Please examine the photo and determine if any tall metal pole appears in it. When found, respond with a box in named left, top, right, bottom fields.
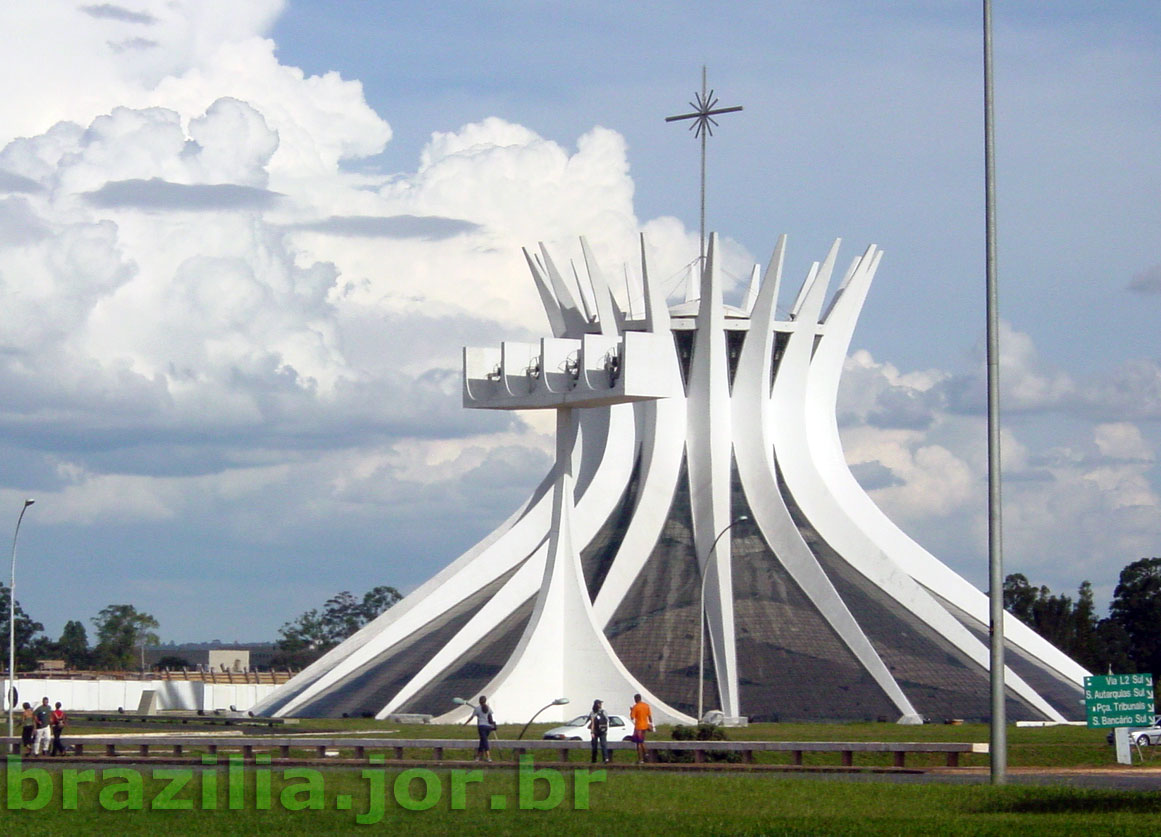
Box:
left=8, top=498, right=34, bottom=751
left=698, top=515, right=748, bottom=721
left=983, top=0, right=1006, bottom=784
left=699, top=67, right=708, bottom=265
left=665, top=68, right=743, bottom=273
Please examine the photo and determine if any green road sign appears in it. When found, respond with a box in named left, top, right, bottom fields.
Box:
left=1085, top=673, right=1155, bottom=728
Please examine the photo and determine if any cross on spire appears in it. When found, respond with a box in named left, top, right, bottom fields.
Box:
left=665, top=67, right=743, bottom=265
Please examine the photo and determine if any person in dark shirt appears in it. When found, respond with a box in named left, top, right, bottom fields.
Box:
left=20, top=702, right=34, bottom=755
left=588, top=699, right=610, bottom=764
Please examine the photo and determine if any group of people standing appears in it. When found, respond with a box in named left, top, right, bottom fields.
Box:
left=468, top=693, right=655, bottom=765
left=589, top=693, right=653, bottom=764
left=20, top=697, right=66, bottom=757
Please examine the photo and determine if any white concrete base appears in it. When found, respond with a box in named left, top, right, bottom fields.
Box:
left=700, top=710, right=749, bottom=727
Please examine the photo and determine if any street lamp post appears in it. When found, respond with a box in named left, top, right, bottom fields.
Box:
left=8, top=498, right=34, bottom=751
left=698, top=515, right=748, bottom=722
left=518, top=697, right=570, bottom=740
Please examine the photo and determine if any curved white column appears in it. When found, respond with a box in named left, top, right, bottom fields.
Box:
left=379, top=545, right=548, bottom=718
left=684, top=234, right=739, bottom=718
left=254, top=465, right=558, bottom=717
left=771, top=242, right=1062, bottom=720
left=807, top=252, right=1089, bottom=686
left=732, top=236, right=920, bottom=722
left=446, top=409, right=692, bottom=725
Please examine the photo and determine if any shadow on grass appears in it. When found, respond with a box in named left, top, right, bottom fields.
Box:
left=974, top=788, right=1161, bottom=815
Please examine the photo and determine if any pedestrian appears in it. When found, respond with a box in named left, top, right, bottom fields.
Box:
left=50, top=701, right=67, bottom=756
left=629, top=693, right=653, bottom=764
left=20, top=702, right=34, bottom=755
left=589, top=699, right=610, bottom=764
left=471, top=695, right=495, bottom=762
left=32, top=697, right=52, bottom=756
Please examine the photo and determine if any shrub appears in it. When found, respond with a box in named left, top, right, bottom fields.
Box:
left=655, top=723, right=739, bottom=763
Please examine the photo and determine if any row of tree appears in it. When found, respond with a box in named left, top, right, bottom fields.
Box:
left=273, top=586, right=402, bottom=667
left=1003, top=557, right=1161, bottom=677
left=0, top=585, right=159, bottom=671
left=0, top=581, right=400, bottom=672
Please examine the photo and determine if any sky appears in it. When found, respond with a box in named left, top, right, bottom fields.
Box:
left=0, top=1, right=1158, bottom=643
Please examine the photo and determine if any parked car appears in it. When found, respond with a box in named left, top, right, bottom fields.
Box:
left=542, top=713, right=628, bottom=740
left=1106, top=715, right=1161, bottom=746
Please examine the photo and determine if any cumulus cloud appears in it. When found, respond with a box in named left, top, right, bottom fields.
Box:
left=0, top=1, right=288, bottom=142
left=838, top=335, right=1161, bottom=600
left=848, top=460, right=903, bottom=491
left=1093, top=422, right=1154, bottom=463
left=2, top=3, right=1155, bottom=642
left=942, top=321, right=1076, bottom=415
left=839, top=349, right=946, bottom=429
left=0, top=34, right=606, bottom=635
left=0, top=197, right=50, bottom=244
left=1086, top=359, right=1161, bottom=420
left=0, top=0, right=689, bottom=606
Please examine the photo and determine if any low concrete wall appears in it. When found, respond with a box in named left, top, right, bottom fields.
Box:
left=3, top=678, right=279, bottom=712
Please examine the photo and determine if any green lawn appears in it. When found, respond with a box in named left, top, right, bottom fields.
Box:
left=61, top=717, right=1138, bottom=769
left=3, top=763, right=1161, bottom=835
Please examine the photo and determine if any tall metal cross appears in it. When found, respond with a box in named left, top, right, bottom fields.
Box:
left=665, top=67, right=743, bottom=264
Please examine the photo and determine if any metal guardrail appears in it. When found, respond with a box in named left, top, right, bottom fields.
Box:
left=4, top=737, right=988, bottom=768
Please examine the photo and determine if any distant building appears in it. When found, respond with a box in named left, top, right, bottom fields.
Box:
left=145, top=642, right=277, bottom=672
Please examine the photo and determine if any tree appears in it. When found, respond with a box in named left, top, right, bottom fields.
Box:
left=275, top=585, right=402, bottom=667
left=1002, top=573, right=1115, bottom=671
left=58, top=620, right=91, bottom=670
left=1003, top=574, right=1038, bottom=624
left=274, top=607, right=327, bottom=667
left=92, top=604, right=160, bottom=670
left=0, top=584, right=45, bottom=671
left=361, top=586, right=403, bottom=619
left=1070, top=582, right=1101, bottom=672
left=1108, top=558, right=1161, bottom=677
left=1002, top=573, right=1076, bottom=650
left=1092, top=618, right=1135, bottom=675
left=155, top=655, right=193, bottom=670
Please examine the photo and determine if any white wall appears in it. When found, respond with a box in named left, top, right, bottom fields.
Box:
left=3, top=679, right=279, bottom=712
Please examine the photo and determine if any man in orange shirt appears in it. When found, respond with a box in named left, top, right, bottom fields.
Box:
left=629, top=693, right=653, bottom=764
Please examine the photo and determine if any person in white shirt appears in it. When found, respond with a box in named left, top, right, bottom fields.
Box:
left=472, top=696, right=495, bottom=762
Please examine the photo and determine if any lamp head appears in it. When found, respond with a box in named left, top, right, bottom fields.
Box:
left=23, top=499, right=34, bottom=508
left=452, top=697, right=468, bottom=706
left=552, top=697, right=570, bottom=705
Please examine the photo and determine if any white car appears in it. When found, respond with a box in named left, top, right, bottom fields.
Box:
left=542, top=713, right=629, bottom=740
left=1106, top=714, right=1161, bottom=746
